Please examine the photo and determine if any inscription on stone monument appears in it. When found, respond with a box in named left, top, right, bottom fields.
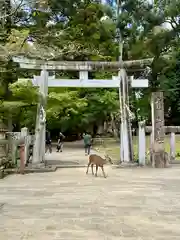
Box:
left=152, top=92, right=165, bottom=144
left=155, top=97, right=162, bottom=110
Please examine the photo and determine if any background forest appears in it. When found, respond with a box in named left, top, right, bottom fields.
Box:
left=0, top=0, right=180, bottom=139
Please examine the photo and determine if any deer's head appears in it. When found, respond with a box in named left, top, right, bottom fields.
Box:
left=104, top=154, right=113, bottom=164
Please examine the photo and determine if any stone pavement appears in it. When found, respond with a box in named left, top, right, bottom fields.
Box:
left=44, top=147, right=88, bottom=166
left=1, top=162, right=180, bottom=240
left=44, top=144, right=102, bottom=166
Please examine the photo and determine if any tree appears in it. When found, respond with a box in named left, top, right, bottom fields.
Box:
left=1, top=0, right=180, bottom=137
left=114, top=0, right=180, bottom=126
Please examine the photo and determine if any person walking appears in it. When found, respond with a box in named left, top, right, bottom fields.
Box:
left=83, top=132, right=92, bottom=155
left=45, top=130, right=52, bottom=153
left=56, top=132, right=65, bottom=152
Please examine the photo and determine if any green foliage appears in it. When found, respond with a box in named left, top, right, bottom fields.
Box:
left=1, top=0, right=180, bottom=133
left=46, top=88, right=119, bottom=132
left=9, top=80, right=39, bottom=104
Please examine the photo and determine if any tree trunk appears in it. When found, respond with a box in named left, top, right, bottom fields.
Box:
left=110, top=113, right=118, bottom=138
left=97, top=124, right=104, bottom=135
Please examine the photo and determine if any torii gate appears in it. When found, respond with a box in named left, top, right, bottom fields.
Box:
left=13, top=57, right=151, bottom=165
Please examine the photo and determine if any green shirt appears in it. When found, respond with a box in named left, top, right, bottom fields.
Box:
left=83, top=134, right=91, bottom=145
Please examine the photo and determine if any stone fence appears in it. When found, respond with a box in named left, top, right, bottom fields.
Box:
left=138, top=125, right=180, bottom=166
left=0, top=128, right=34, bottom=170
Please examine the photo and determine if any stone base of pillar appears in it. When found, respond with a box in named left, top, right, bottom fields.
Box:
left=152, top=150, right=169, bottom=168
left=0, top=166, right=4, bottom=179
left=118, top=161, right=139, bottom=168
left=0, top=156, right=8, bottom=167
left=29, top=162, right=45, bottom=169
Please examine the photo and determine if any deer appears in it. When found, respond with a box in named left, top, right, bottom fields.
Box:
left=86, top=152, right=113, bottom=178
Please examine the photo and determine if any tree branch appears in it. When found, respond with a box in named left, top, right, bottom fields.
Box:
left=0, top=0, right=24, bottom=20
left=0, top=45, right=10, bottom=60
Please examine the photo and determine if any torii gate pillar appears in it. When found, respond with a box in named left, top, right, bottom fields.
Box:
left=32, top=69, right=48, bottom=165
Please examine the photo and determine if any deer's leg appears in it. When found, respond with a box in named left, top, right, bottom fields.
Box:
left=91, top=164, right=94, bottom=175
left=101, top=166, right=106, bottom=178
left=95, top=165, right=98, bottom=177
left=86, top=162, right=91, bottom=174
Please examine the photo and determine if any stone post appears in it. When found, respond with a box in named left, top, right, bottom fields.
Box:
left=151, top=92, right=166, bottom=168
left=7, top=132, right=19, bottom=166
left=170, top=132, right=176, bottom=162
left=21, top=127, right=29, bottom=165
left=150, top=132, right=154, bottom=166
left=11, top=140, right=17, bottom=165
left=120, top=122, right=124, bottom=163
left=19, top=144, right=25, bottom=174
left=138, top=121, right=146, bottom=166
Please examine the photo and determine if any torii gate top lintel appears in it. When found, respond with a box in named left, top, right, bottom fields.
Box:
left=13, top=57, right=153, bottom=72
